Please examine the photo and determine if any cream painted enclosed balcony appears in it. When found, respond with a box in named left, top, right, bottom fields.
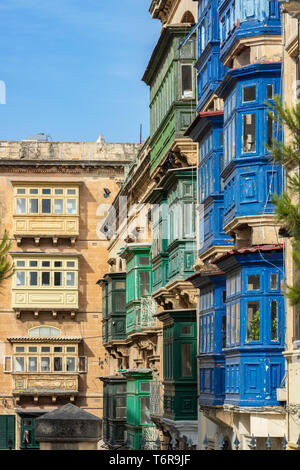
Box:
left=11, top=253, right=80, bottom=318
left=5, top=330, right=86, bottom=402
left=12, top=182, right=80, bottom=245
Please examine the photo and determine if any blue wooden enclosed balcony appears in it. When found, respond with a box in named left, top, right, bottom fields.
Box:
left=195, top=0, right=227, bottom=111
left=213, top=245, right=285, bottom=407
left=218, top=0, right=281, bottom=64
left=215, top=62, right=283, bottom=229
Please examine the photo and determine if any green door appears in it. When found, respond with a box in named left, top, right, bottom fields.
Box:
left=0, top=415, right=15, bottom=449
left=20, top=416, right=40, bottom=450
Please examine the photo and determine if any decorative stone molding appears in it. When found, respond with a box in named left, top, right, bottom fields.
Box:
left=153, top=280, right=198, bottom=310
left=161, top=418, right=198, bottom=446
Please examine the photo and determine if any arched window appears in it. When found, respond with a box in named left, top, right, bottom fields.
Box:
left=181, top=11, right=195, bottom=24
left=28, top=326, right=60, bottom=337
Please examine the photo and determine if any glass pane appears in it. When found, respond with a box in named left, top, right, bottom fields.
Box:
left=140, top=396, right=151, bottom=424
left=42, top=189, right=51, bottom=195
left=29, top=199, right=38, bottom=214
left=15, top=357, right=25, bottom=372
left=267, top=84, right=274, bottom=99
left=54, top=199, right=64, bottom=214
left=67, top=199, right=76, bottom=214
left=17, top=260, right=25, bottom=267
left=41, top=357, right=50, bottom=372
left=55, top=189, right=63, bottom=195
left=66, top=272, right=75, bottom=286
left=247, top=302, right=260, bottom=341
left=243, top=114, right=256, bottom=153
left=67, top=189, right=76, bottom=195
left=66, top=347, right=75, bottom=353
left=28, top=357, right=37, bottom=372
left=42, top=261, right=50, bottom=267
left=29, top=272, right=38, bottom=286
left=181, top=343, right=192, bottom=376
left=16, top=347, right=24, bottom=353
left=28, top=347, right=37, bottom=353
left=267, top=114, right=273, bottom=146
left=30, top=188, right=38, bottom=195
left=139, top=271, right=150, bottom=296
left=17, top=188, right=26, bottom=195
left=53, top=357, right=62, bottom=371
left=54, top=261, right=62, bottom=267
left=139, top=257, right=150, bottom=266
left=271, top=300, right=278, bottom=341
left=243, top=86, right=256, bottom=102
left=54, top=272, right=62, bottom=286
left=30, top=261, right=38, bottom=267
left=54, top=347, right=62, bottom=353
left=66, top=357, right=76, bottom=372
left=182, top=65, right=193, bottom=97
left=41, top=347, right=50, bottom=353
left=42, top=272, right=50, bottom=286
left=140, top=382, right=150, bottom=392
left=67, top=261, right=75, bottom=268
left=271, top=273, right=278, bottom=290
left=16, top=198, right=26, bottom=214
left=247, top=275, right=260, bottom=291
left=42, top=199, right=51, bottom=214
left=16, top=271, right=25, bottom=286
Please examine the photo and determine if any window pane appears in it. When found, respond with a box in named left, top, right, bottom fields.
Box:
left=42, top=199, right=51, bottom=214
left=54, top=199, right=64, bottom=214
left=247, top=302, right=260, bottom=341
left=16, top=271, right=25, bottom=286
left=243, top=86, right=256, bottom=102
left=140, top=382, right=150, bottom=392
left=271, top=273, right=278, bottom=290
left=41, top=272, right=50, bottom=286
left=139, top=271, right=150, bottom=296
left=16, top=347, right=24, bottom=353
left=42, top=189, right=51, bottom=195
left=67, top=261, right=75, bottom=268
left=267, top=114, right=273, bottom=147
left=28, top=347, right=37, bottom=353
left=271, top=300, right=278, bottom=341
left=181, top=343, right=192, bottom=376
left=17, top=188, right=26, bottom=195
left=53, top=357, right=62, bottom=371
left=16, top=198, right=26, bottom=214
left=28, top=357, right=37, bottom=372
left=247, top=275, right=260, bottom=291
left=267, top=84, right=274, bottom=99
left=243, top=114, right=256, bottom=153
left=41, top=357, right=50, bottom=372
left=30, top=261, right=38, bottom=267
left=67, top=189, right=76, bottom=195
left=140, top=396, right=151, bottom=424
left=54, top=261, right=62, bottom=267
left=30, top=188, right=38, bottom=195
left=15, top=357, right=25, bottom=372
left=139, top=257, right=150, bottom=266
left=66, top=347, right=75, bottom=353
left=29, top=199, right=38, bottom=214
left=182, top=65, right=193, bottom=98
left=42, top=261, right=50, bottom=267
left=54, top=272, right=62, bottom=286
left=41, top=347, right=50, bottom=353
left=29, top=272, right=38, bottom=286
left=66, top=272, right=75, bottom=286
left=54, top=347, right=62, bottom=353
left=66, top=357, right=76, bottom=372
left=55, top=189, right=63, bottom=195
left=67, top=199, right=76, bottom=214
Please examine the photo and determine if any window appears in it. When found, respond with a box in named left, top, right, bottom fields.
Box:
left=139, top=257, right=150, bottom=266
left=66, top=357, right=76, bottom=372
left=181, top=65, right=193, bottom=98
left=29, top=272, right=38, bottom=286
left=41, top=357, right=50, bottom=372
left=28, top=357, right=38, bottom=372
left=242, top=114, right=256, bottom=153
left=267, top=114, right=273, bottom=147
left=267, top=84, right=274, bottom=99
left=15, top=357, right=25, bottom=372
left=16, top=272, right=25, bottom=287
left=116, top=396, right=126, bottom=419
left=243, top=86, right=256, bottom=102
left=181, top=343, right=192, bottom=376
left=247, top=302, right=260, bottom=341
left=247, top=275, right=260, bottom=291
left=271, top=273, right=278, bottom=290
left=140, top=397, right=151, bottom=425
left=29, top=326, right=60, bottom=337
left=53, top=357, right=62, bottom=371
left=271, top=300, right=278, bottom=341
left=139, top=271, right=150, bottom=297
left=13, top=185, right=79, bottom=216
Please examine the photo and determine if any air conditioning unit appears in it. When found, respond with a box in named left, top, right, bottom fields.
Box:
left=277, top=387, right=287, bottom=402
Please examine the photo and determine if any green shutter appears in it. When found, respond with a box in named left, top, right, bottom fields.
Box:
left=0, top=415, right=15, bottom=449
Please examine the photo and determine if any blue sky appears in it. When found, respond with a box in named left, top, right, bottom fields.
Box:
left=0, top=0, right=161, bottom=142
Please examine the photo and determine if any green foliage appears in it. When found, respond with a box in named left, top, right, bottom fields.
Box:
left=267, top=96, right=300, bottom=311
left=0, top=231, right=14, bottom=284
left=248, top=309, right=260, bottom=341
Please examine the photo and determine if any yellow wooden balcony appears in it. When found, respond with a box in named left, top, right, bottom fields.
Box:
left=12, top=181, right=80, bottom=245
left=11, top=253, right=80, bottom=318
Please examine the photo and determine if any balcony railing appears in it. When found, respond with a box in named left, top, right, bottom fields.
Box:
left=149, top=378, right=164, bottom=416
left=135, top=296, right=156, bottom=330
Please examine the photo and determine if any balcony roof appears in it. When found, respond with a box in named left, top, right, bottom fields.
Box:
left=8, top=336, right=83, bottom=343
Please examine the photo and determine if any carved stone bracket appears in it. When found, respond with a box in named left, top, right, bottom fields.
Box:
left=153, top=281, right=198, bottom=310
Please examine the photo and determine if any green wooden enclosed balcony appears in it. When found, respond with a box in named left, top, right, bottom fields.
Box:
left=99, top=272, right=126, bottom=345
